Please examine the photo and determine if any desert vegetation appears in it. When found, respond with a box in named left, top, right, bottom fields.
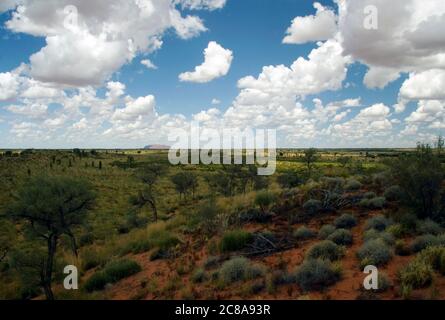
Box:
left=1, top=139, right=445, bottom=300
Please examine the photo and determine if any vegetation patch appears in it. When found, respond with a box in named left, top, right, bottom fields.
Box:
left=294, top=259, right=342, bottom=292
left=306, top=241, right=344, bottom=261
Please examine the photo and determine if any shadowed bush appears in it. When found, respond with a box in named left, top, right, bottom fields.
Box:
left=327, top=229, right=353, bottom=246
left=218, top=257, right=265, bottom=286
left=220, top=230, right=252, bottom=253
left=294, top=259, right=341, bottom=292
left=357, top=239, right=393, bottom=267
left=410, top=234, right=439, bottom=253
left=84, top=259, right=142, bottom=292
left=303, top=199, right=323, bottom=216
left=365, top=215, right=392, bottom=232
left=417, top=219, right=443, bottom=236
left=318, top=225, right=336, bottom=240
left=344, top=179, right=362, bottom=191
left=363, top=229, right=395, bottom=246
left=384, top=185, right=403, bottom=201
left=334, top=214, right=357, bottom=229
left=293, top=226, right=316, bottom=241
left=306, top=240, right=344, bottom=261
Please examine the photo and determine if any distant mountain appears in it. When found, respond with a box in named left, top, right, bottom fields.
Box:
left=144, top=144, right=170, bottom=150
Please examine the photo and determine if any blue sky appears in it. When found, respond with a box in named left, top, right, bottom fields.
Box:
left=0, top=0, right=444, bottom=148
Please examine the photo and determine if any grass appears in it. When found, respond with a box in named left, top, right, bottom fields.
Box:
left=306, top=241, right=344, bottom=261
left=294, top=259, right=342, bottom=292
left=219, top=230, right=253, bottom=253
left=84, top=259, right=142, bottom=292
left=218, top=257, right=265, bottom=287
left=357, top=239, right=393, bottom=267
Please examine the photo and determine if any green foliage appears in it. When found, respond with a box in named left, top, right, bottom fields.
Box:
left=399, top=260, right=433, bottom=293
left=360, top=197, right=386, bottom=209
left=84, top=259, right=142, bottom=292
left=171, top=171, right=199, bottom=199
left=193, top=199, right=220, bottom=235
left=344, top=179, right=362, bottom=191
left=363, top=229, right=395, bottom=245
left=218, top=257, right=265, bottom=286
left=395, top=240, right=411, bottom=256
left=364, top=215, right=392, bottom=231
left=293, top=226, right=316, bottom=240
left=191, top=268, right=207, bottom=283
left=327, top=229, right=353, bottom=246
left=254, top=190, right=276, bottom=213
left=410, top=234, right=440, bottom=253
left=334, top=214, right=357, bottom=229
left=303, top=199, right=322, bottom=216
left=277, top=171, right=302, bottom=189
left=390, top=144, right=444, bottom=219
left=357, top=239, right=393, bottom=267
left=306, top=240, right=344, bottom=261
left=384, top=185, right=403, bottom=201
left=220, top=230, right=252, bottom=253
left=417, top=219, right=443, bottom=236
left=294, top=259, right=341, bottom=292
left=318, top=224, right=336, bottom=240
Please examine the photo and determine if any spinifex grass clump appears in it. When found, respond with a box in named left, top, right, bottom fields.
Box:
left=218, top=257, right=265, bottom=286
left=306, top=241, right=344, bottom=261
left=219, top=230, right=252, bottom=253
left=84, top=259, right=142, bottom=292
left=357, top=239, right=393, bottom=267
left=294, top=259, right=342, bottom=292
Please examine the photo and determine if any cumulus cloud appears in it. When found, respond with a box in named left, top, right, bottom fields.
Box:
left=283, top=2, right=337, bottom=44
left=177, top=0, right=226, bottom=11
left=141, top=59, right=157, bottom=70
left=3, top=0, right=218, bottom=87
left=0, top=72, right=20, bottom=100
left=179, top=41, right=233, bottom=83
left=400, top=69, right=445, bottom=100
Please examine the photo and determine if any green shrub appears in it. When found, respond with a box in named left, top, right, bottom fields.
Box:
left=84, top=259, right=142, bottom=292
left=334, top=214, right=357, bottom=229
left=81, top=248, right=107, bottom=271
left=399, top=260, right=434, bottom=292
left=384, top=185, right=403, bottom=201
left=306, top=240, right=344, bottom=261
left=303, top=199, right=323, bottom=216
left=218, top=257, right=265, bottom=286
left=417, top=246, right=445, bottom=274
left=294, top=259, right=341, bottom=292
left=345, top=179, right=362, bottom=191
left=254, top=191, right=276, bottom=213
left=327, top=229, right=353, bottom=246
left=191, top=268, right=207, bottom=283
left=318, top=224, right=336, bottom=240
left=365, top=215, right=391, bottom=231
left=357, top=239, right=393, bottom=267
left=363, top=229, right=395, bottom=245
left=376, top=273, right=392, bottom=292
left=395, top=240, right=411, bottom=256
left=364, top=192, right=377, bottom=199
left=368, top=197, right=386, bottom=209
left=387, top=224, right=406, bottom=239
left=293, top=226, right=316, bottom=240
left=220, top=230, right=252, bottom=253
left=410, top=234, right=439, bottom=253
left=417, top=219, right=443, bottom=236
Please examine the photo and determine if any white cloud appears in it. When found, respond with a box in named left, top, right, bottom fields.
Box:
left=283, top=2, right=337, bottom=44
left=179, top=41, right=233, bottom=83
left=0, top=72, right=20, bottom=100
left=4, top=0, right=219, bottom=87
left=211, top=98, right=221, bottom=105
left=177, top=0, right=226, bottom=11
left=141, top=59, right=157, bottom=70
left=364, top=66, right=401, bottom=89
left=400, top=69, right=445, bottom=100
left=6, top=103, right=48, bottom=118
left=111, top=95, right=156, bottom=122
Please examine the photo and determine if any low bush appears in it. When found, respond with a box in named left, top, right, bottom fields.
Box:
left=203, top=256, right=220, bottom=270
left=220, top=230, right=253, bottom=253
left=344, top=179, right=362, bottom=191
left=191, top=268, right=207, bottom=283
left=293, top=227, right=316, bottom=240
left=398, top=259, right=434, bottom=292
left=327, top=229, right=353, bottom=246
left=364, top=215, right=392, bottom=232
left=218, top=257, right=265, bottom=286
left=84, top=259, right=142, bottom=292
left=364, top=192, right=377, bottom=199
left=417, top=246, right=445, bottom=274
left=334, top=214, right=357, bottom=229
left=387, top=224, right=407, bottom=239
left=357, top=239, right=393, bottom=267
left=410, top=234, right=439, bottom=253
left=318, top=224, right=336, bottom=240
left=384, top=185, right=403, bottom=201
left=255, top=191, right=276, bottom=213
left=368, top=197, right=386, bottom=209
left=395, top=240, right=411, bottom=256
left=306, top=240, right=344, bottom=261
left=294, top=259, right=341, bottom=292
left=303, top=199, right=323, bottom=216
left=417, top=219, right=443, bottom=236
left=363, top=229, right=395, bottom=246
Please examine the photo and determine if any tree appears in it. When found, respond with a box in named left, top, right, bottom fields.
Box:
left=6, top=176, right=95, bottom=300
left=0, top=220, right=16, bottom=263
left=303, top=148, right=318, bottom=174
left=436, top=136, right=444, bottom=157
left=171, top=171, right=198, bottom=200
left=390, top=144, right=444, bottom=220
left=132, top=164, right=166, bottom=222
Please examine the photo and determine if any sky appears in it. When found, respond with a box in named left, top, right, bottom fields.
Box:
left=0, top=0, right=444, bottom=149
